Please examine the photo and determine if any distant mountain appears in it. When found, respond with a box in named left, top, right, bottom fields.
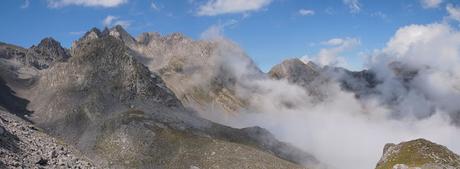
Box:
left=376, top=139, right=460, bottom=169
left=268, top=58, right=377, bottom=101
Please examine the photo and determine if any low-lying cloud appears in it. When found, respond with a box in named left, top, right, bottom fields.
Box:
left=195, top=22, right=460, bottom=169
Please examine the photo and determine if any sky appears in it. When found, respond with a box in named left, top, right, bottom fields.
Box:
left=0, top=0, right=459, bottom=71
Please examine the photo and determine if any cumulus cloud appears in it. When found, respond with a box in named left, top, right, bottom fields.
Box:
left=197, top=0, right=272, bottom=16
left=447, top=4, right=460, bottom=22
left=47, top=0, right=127, bottom=8
left=299, top=9, right=315, bottom=16
left=420, top=0, right=443, bottom=8
left=102, top=15, right=131, bottom=28
left=343, top=0, right=361, bottom=13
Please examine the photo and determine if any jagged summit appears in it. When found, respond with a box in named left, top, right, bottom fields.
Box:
left=269, top=58, right=322, bottom=86
left=106, top=25, right=136, bottom=45
left=0, top=37, right=69, bottom=70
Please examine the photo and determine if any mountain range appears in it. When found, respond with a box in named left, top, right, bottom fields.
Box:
left=0, top=25, right=459, bottom=169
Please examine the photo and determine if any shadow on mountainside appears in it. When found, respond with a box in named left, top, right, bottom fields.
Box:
left=0, top=77, right=32, bottom=121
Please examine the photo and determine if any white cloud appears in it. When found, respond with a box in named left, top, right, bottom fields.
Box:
left=371, top=11, right=387, bottom=20
left=420, top=0, right=443, bottom=8
left=201, top=19, right=239, bottom=39
left=383, top=24, right=449, bottom=56
left=197, top=0, right=272, bottom=16
left=47, top=0, right=127, bottom=8
left=298, top=9, right=315, bottom=16
left=343, top=0, right=361, bottom=13
left=303, top=37, right=360, bottom=68
left=447, top=4, right=460, bottom=22
left=151, top=1, right=160, bottom=11
left=69, top=31, right=85, bottom=35
left=102, top=15, right=131, bottom=28
left=21, top=0, right=30, bottom=9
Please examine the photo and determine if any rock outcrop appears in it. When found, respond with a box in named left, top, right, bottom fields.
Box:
left=376, top=139, right=460, bottom=169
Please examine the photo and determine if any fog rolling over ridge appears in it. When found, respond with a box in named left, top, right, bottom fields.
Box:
left=127, top=22, right=460, bottom=169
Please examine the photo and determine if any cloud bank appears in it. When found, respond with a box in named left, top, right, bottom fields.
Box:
left=191, top=21, right=460, bottom=169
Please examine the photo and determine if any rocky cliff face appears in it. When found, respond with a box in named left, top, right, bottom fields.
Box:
left=376, top=139, right=460, bottom=169
left=126, top=30, right=261, bottom=117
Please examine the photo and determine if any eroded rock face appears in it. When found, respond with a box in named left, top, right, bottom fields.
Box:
left=128, top=31, right=261, bottom=116
left=376, top=139, right=460, bottom=169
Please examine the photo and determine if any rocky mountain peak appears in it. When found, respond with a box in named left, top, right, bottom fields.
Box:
left=73, top=26, right=136, bottom=49
left=7, top=37, right=71, bottom=70
left=36, top=37, right=60, bottom=48
left=82, top=27, right=103, bottom=40
left=107, top=25, right=136, bottom=45
left=268, top=58, right=321, bottom=85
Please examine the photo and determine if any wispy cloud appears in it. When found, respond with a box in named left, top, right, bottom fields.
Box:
left=447, top=4, right=460, bottom=22
left=197, top=0, right=272, bottom=16
left=420, top=0, right=443, bottom=9
left=201, top=19, right=239, bottom=39
left=371, top=11, right=387, bottom=20
left=303, top=37, right=360, bottom=68
left=69, top=31, right=85, bottom=35
left=343, top=0, right=361, bottom=13
left=102, top=15, right=131, bottom=28
left=20, top=0, right=30, bottom=9
left=298, top=9, right=315, bottom=16
left=47, top=0, right=128, bottom=8
left=151, top=1, right=160, bottom=11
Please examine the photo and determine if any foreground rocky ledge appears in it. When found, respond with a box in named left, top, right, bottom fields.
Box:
left=0, top=108, right=95, bottom=168
left=376, top=139, right=460, bottom=169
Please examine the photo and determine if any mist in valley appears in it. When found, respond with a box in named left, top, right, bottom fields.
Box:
left=172, top=22, right=460, bottom=169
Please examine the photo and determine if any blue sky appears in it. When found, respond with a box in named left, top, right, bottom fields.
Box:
left=1, top=0, right=458, bottom=71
